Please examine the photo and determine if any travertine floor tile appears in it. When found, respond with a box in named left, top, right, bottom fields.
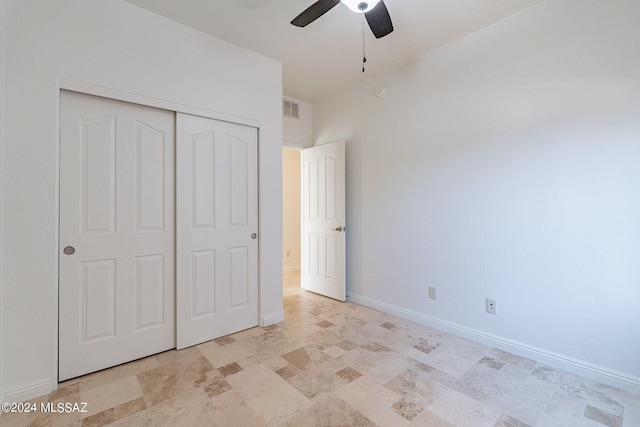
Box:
left=405, top=339, right=485, bottom=379
left=241, top=329, right=307, bottom=361
left=136, top=353, right=219, bottom=407
left=493, top=413, right=531, bottom=427
left=197, top=340, right=253, bottom=369
left=108, top=408, right=156, bottom=427
left=341, top=345, right=413, bottom=384
left=80, top=375, right=143, bottom=417
left=212, top=401, right=266, bottom=427
left=335, top=376, right=403, bottom=420
left=281, top=318, right=325, bottom=338
left=372, top=407, right=411, bottom=427
left=385, top=369, right=448, bottom=407
left=287, top=362, right=350, bottom=401
left=624, top=392, right=640, bottom=427
left=114, top=396, right=147, bottom=420
left=391, top=397, right=425, bottom=421
left=280, top=395, right=376, bottom=427
left=281, top=345, right=331, bottom=371
left=226, top=364, right=311, bottom=425
left=147, top=388, right=216, bottom=427
left=323, top=344, right=347, bottom=358
left=82, top=408, right=116, bottom=426
left=5, top=271, right=639, bottom=427
left=536, top=392, right=604, bottom=427
left=77, top=355, right=158, bottom=393
left=407, top=409, right=456, bottom=427
left=427, top=389, right=503, bottom=427
left=486, top=348, right=536, bottom=374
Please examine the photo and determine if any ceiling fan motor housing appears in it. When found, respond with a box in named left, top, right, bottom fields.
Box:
left=340, top=0, right=382, bottom=13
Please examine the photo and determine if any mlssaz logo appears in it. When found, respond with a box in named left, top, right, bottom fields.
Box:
left=40, top=402, right=88, bottom=413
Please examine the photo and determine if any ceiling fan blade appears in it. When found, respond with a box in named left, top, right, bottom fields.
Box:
left=291, top=0, right=341, bottom=27
left=365, top=0, right=393, bottom=38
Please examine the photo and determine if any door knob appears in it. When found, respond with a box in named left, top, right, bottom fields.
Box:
left=63, top=246, right=75, bottom=255
left=331, top=226, right=344, bottom=232
left=251, top=233, right=257, bottom=239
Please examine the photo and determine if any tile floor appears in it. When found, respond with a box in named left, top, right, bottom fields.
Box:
left=1, top=271, right=639, bottom=426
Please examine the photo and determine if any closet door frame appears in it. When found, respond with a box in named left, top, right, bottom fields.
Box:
left=55, top=80, right=263, bottom=386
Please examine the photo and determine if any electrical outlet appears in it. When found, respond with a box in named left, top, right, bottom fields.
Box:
left=429, top=286, right=437, bottom=300
left=486, top=298, right=496, bottom=314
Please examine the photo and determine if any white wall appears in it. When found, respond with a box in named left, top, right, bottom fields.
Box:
left=314, top=0, right=640, bottom=391
left=283, top=149, right=301, bottom=272
left=1, top=0, right=282, bottom=401
left=283, top=96, right=313, bottom=148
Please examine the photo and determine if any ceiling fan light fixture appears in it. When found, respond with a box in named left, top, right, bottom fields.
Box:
left=340, top=0, right=381, bottom=13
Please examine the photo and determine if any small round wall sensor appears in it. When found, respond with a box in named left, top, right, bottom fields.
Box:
left=375, top=87, right=387, bottom=98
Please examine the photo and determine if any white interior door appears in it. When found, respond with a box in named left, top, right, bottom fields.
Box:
left=59, top=91, right=175, bottom=381
left=302, top=141, right=346, bottom=301
left=176, top=113, right=259, bottom=349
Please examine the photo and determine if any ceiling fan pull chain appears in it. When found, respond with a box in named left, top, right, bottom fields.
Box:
left=362, top=15, right=367, bottom=72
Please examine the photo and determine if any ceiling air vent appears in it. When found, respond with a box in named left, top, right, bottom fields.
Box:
left=283, top=99, right=300, bottom=119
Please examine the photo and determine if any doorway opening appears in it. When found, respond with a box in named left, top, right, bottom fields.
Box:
left=282, top=147, right=302, bottom=291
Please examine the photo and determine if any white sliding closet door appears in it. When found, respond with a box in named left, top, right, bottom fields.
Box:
left=59, top=91, right=175, bottom=381
left=176, top=113, right=259, bottom=349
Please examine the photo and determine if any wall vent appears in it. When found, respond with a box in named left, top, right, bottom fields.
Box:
left=283, top=99, right=300, bottom=119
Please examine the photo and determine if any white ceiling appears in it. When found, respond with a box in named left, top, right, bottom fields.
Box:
left=123, top=0, right=544, bottom=102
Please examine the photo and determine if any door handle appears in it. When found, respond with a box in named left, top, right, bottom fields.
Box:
left=331, top=226, right=344, bottom=232
left=63, top=246, right=75, bottom=255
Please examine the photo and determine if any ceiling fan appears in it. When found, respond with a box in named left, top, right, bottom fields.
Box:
left=291, top=0, right=394, bottom=39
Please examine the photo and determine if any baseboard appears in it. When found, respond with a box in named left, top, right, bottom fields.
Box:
left=262, top=311, right=285, bottom=327
left=347, top=292, right=640, bottom=394
left=3, top=377, right=52, bottom=403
